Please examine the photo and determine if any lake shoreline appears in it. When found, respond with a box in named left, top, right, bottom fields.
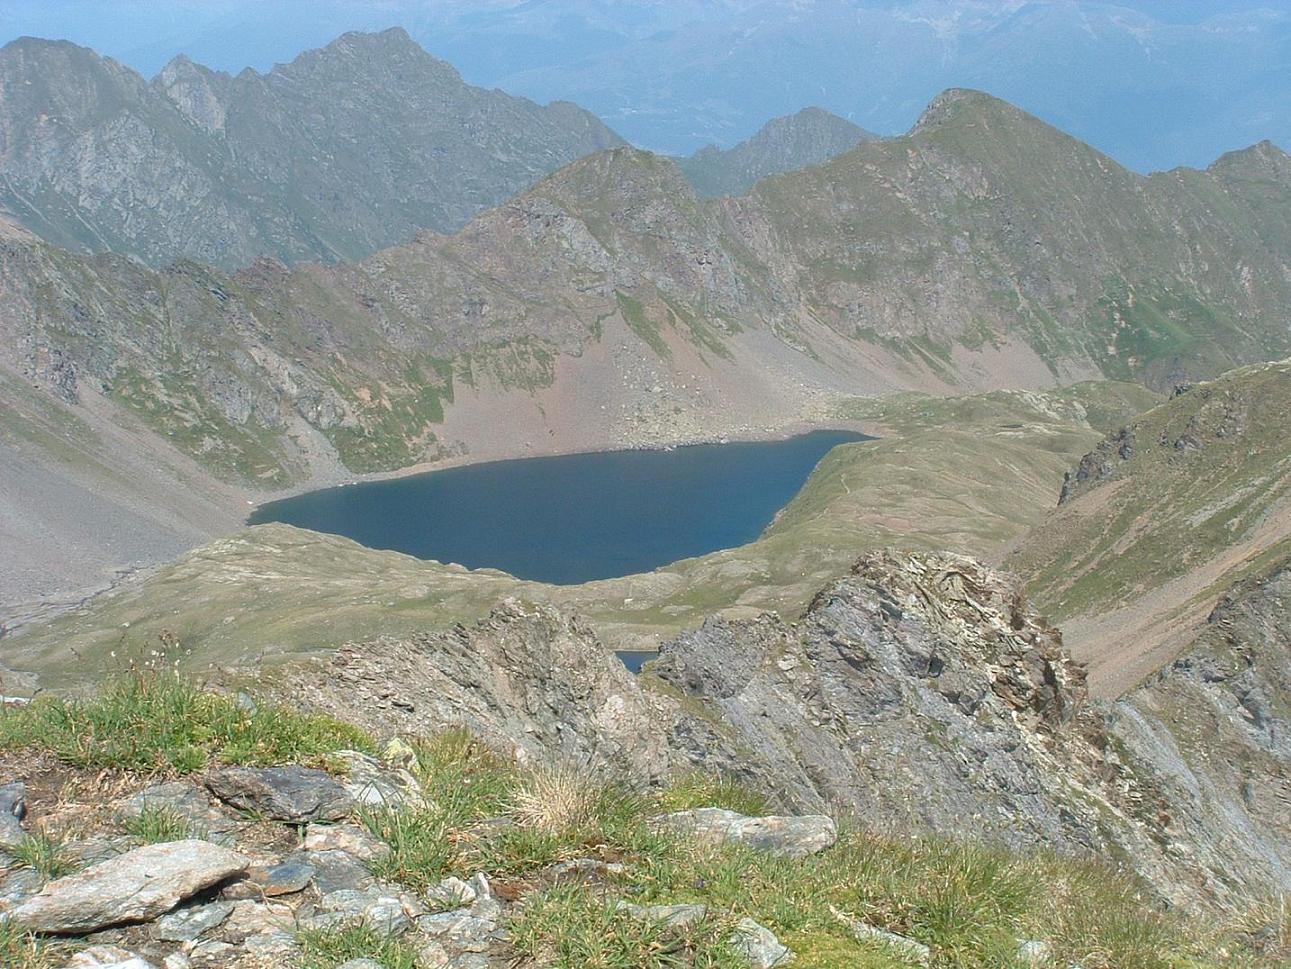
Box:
left=248, top=429, right=874, bottom=585
left=246, top=415, right=881, bottom=512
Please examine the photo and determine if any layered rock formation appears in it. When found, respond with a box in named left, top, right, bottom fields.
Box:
left=274, top=550, right=1291, bottom=910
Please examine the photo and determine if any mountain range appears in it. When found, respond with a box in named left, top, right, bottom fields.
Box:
left=10, top=1, right=1290, bottom=172
left=2, top=60, right=1290, bottom=621
left=0, top=29, right=623, bottom=269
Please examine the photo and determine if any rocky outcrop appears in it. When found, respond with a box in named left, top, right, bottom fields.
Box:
left=652, top=809, right=836, bottom=859
left=10, top=840, right=248, bottom=933
left=1109, top=559, right=1291, bottom=902
left=276, top=548, right=1291, bottom=910
left=205, top=766, right=353, bottom=823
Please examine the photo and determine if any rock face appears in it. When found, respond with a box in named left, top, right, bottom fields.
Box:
left=285, top=600, right=675, bottom=780
left=1108, top=560, right=1291, bottom=902
left=280, top=548, right=1291, bottom=909
left=0, top=30, right=623, bottom=268
left=10, top=840, right=248, bottom=933
left=205, top=766, right=353, bottom=823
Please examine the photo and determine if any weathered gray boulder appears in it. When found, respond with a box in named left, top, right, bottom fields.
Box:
left=205, top=765, right=352, bottom=823
left=653, top=808, right=836, bottom=859
left=10, top=839, right=248, bottom=933
left=154, top=900, right=235, bottom=942
left=729, top=918, right=793, bottom=968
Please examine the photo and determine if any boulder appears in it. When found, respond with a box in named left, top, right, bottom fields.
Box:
left=205, top=765, right=352, bottom=823
left=653, top=808, right=836, bottom=859
left=729, top=918, right=793, bottom=968
left=10, top=839, right=248, bottom=933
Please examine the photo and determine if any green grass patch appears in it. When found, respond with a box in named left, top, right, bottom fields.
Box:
left=122, top=803, right=201, bottom=844
left=296, top=923, right=421, bottom=969
left=0, top=671, right=372, bottom=774
left=508, top=884, right=744, bottom=968
left=657, top=773, right=769, bottom=816
left=0, top=920, right=69, bottom=969
left=11, top=826, right=77, bottom=880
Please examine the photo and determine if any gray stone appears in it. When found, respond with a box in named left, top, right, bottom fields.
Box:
left=303, top=822, right=390, bottom=862
left=653, top=808, right=836, bottom=859
left=829, top=905, right=930, bottom=966
left=61, top=945, right=157, bottom=968
left=415, top=910, right=504, bottom=952
left=617, top=901, right=708, bottom=930
left=220, top=899, right=296, bottom=942
left=548, top=857, right=626, bottom=881
left=336, top=961, right=385, bottom=969
left=287, top=848, right=375, bottom=894
left=206, top=765, right=353, bottom=823
left=332, top=749, right=426, bottom=810
left=425, top=875, right=476, bottom=910
left=10, top=839, right=248, bottom=934
left=161, top=955, right=191, bottom=969
left=0, top=781, right=25, bottom=849
left=154, top=900, right=235, bottom=942
left=250, top=859, right=315, bottom=896
left=729, top=918, right=793, bottom=968
left=299, top=888, right=414, bottom=936
left=0, top=866, right=43, bottom=906
left=0, top=781, right=26, bottom=819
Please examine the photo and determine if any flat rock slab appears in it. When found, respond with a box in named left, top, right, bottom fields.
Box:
left=653, top=808, right=836, bottom=859
left=205, top=766, right=352, bottom=823
left=11, top=839, right=248, bottom=934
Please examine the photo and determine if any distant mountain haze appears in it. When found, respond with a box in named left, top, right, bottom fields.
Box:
left=676, top=108, right=879, bottom=198
left=0, top=29, right=624, bottom=268
left=2, top=1, right=1289, bottom=171
left=0, top=31, right=889, bottom=269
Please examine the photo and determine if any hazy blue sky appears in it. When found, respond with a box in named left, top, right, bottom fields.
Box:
left=3, top=1, right=1288, bottom=169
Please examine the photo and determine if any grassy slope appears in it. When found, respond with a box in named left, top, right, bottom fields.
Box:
left=0, top=674, right=1281, bottom=969
left=4, top=382, right=1158, bottom=687
left=1010, top=361, right=1291, bottom=695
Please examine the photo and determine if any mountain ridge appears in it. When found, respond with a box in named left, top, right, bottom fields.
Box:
left=0, top=31, right=625, bottom=268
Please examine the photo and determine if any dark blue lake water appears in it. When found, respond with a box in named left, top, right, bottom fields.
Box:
left=248, top=430, right=869, bottom=584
